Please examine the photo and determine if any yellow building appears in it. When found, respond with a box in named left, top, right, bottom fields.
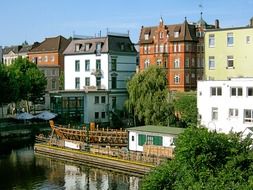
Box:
left=204, top=18, right=253, bottom=80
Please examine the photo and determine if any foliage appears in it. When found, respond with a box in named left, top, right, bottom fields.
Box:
left=173, top=92, right=197, bottom=127
left=126, top=65, right=175, bottom=126
left=142, top=127, right=253, bottom=190
left=0, top=64, right=14, bottom=104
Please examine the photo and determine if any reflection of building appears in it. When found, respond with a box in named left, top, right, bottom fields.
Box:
left=139, top=15, right=217, bottom=91
left=128, top=125, right=184, bottom=152
left=198, top=78, right=253, bottom=134
left=51, top=33, right=137, bottom=124
left=204, top=18, right=253, bottom=80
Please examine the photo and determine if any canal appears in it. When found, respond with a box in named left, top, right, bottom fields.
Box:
left=0, top=139, right=142, bottom=189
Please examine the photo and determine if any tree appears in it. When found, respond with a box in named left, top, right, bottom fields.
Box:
left=173, top=92, right=197, bottom=127
left=141, top=127, right=253, bottom=190
left=126, top=65, right=175, bottom=126
left=8, top=57, right=47, bottom=112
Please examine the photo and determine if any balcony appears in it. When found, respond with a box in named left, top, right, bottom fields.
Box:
left=91, top=69, right=103, bottom=77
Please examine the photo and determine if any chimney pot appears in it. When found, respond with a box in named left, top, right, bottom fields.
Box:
left=215, top=19, right=220, bottom=29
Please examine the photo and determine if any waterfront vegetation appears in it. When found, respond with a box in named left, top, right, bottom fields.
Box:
left=141, top=127, right=253, bottom=189
left=0, top=57, right=47, bottom=113
left=126, top=65, right=197, bottom=128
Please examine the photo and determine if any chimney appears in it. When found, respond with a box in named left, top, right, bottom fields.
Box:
left=215, top=19, right=219, bottom=29
left=250, top=17, right=253, bottom=27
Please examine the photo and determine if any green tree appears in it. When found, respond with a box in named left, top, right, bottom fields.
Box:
left=126, top=65, right=175, bottom=126
left=173, top=92, right=197, bottom=127
left=142, top=127, right=253, bottom=190
left=8, top=57, right=47, bottom=112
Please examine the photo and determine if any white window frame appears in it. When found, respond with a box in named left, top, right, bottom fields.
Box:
left=210, top=87, right=222, bottom=96
left=227, top=55, right=234, bottom=69
left=244, top=109, right=253, bottom=123
left=174, top=74, right=180, bottom=84
left=229, top=108, right=238, bottom=118
left=211, top=107, right=218, bottom=120
left=209, top=56, right=215, bottom=69
left=209, top=34, right=215, bottom=48
left=231, top=87, right=243, bottom=96
left=174, top=58, right=180, bottom=68
left=227, top=32, right=234, bottom=47
left=144, top=59, right=150, bottom=69
left=247, top=87, right=253, bottom=96
left=144, top=34, right=149, bottom=40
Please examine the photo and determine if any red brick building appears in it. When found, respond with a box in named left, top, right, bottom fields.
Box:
left=139, top=16, right=217, bottom=92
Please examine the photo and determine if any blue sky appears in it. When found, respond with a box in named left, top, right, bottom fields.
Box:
left=1, top=0, right=253, bottom=46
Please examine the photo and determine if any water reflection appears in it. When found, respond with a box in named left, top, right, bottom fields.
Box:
left=0, top=147, right=141, bottom=189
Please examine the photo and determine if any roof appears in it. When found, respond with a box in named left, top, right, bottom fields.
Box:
left=139, top=19, right=198, bottom=44
left=127, top=125, right=185, bottom=135
left=29, top=35, right=70, bottom=54
left=3, top=45, right=22, bottom=54
left=63, top=34, right=137, bottom=55
left=205, top=26, right=253, bottom=32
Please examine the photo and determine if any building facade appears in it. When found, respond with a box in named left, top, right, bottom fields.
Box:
left=0, top=46, right=2, bottom=63
left=139, top=16, right=216, bottom=92
left=28, top=36, right=70, bottom=92
left=128, top=125, right=184, bottom=152
left=51, top=33, right=137, bottom=125
left=197, top=78, right=253, bottom=134
left=204, top=18, right=253, bottom=80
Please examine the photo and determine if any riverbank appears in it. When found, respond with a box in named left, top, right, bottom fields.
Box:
left=34, top=143, right=154, bottom=176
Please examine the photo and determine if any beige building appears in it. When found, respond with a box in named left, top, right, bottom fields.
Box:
left=204, top=18, right=253, bottom=80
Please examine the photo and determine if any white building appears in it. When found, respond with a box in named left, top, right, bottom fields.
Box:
left=128, top=126, right=184, bottom=152
left=51, top=33, right=137, bottom=125
left=198, top=78, right=253, bottom=134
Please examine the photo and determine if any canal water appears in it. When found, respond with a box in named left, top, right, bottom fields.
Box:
left=0, top=143, right=142, bottom=189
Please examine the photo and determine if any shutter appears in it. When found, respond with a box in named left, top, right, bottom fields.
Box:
left=138, top=134, right=146, bottom=146
left=153, top=136, right=163, bottom=146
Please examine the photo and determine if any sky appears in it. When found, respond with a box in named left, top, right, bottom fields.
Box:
left=0, top=0, right=253, bottom=46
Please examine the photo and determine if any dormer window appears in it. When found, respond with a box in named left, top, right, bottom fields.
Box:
left=144, top=34, right=149, bottom=40
left=85, top=43, right=90, bottom=51
left=174, top=32, right=179, bottom=38
left=96, top=43, right=102, bottom=56
left=120, top=43, right=125, bottom=51
left=75, top=44, right=82, bottom=52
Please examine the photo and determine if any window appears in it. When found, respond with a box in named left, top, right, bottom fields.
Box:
left=155, top=44, right=158, bottom=53
left=197, top=57, right=200, bottom=67
left=164, top=58, right=168, bottom=68
left=112, top=96, right=116, bottom=109
left=96, top=43, right=101, bottom=55
left=174, top=75, right=180, bottom=84
left=159, top=45, right=164, bottom=53
left=227, top=56, right=234, bottom=68
left=144, top=45, right=148, bottom=54
left=209, top=34, right=215, bottom=47
left=165, top=44, right=168, bottom=53
left=96, top=77, right=101, bottom=87
left=174, top=44, right=177, bottom=52
left=52, top=69, right=56, bottom=76
left=52, top=80, right=56, bottom=89
left=174, top=32, right=179, bottom=38
left=191, top=58, right=195, bottom=67
left=85, top=60, right=90, bottom=71
left=178, top=44, right=181, bottom=52
left=157, top=59, right=162, bottom=66
left=244, top=109, right=253, bottom=123
left=75, top=77, right=80, bottom=89
left=209, top=56, right=215, bottom=69
left=44, top=56, right=48, bottom=62
left=131, top=136, right=134, bottom=141
left=112, top=76, right=117, bottom=89
left=231, top=87, right=243, bottom=96
left=144, top=34, right=149, bottom=40
left=101, top=96, right=106, bottom=103
left=75, top=60, right=80, bottom=72
left=227, top=33, right=234, bottom=46
left=144, top=59, right=150, bottom=69
left=229, top=108, right=238, bottom=118
left=96, top=59, right=101, bottom=70
left=95, top=112, right=99, bottom=119
left=75, top=44, right=82, bottom=52
left=85, top=77, right=90, bottom=86
left=101, top=112, right=106, bottom=119
left=159, top=32, right=163, bottom=39
left=247, top=87, right=253, bottom=96
left=174, top=58, right=180, bottom=68
left=211, top=87, right=222, bottom=96
left=185, top=74, right=190, bottom=84
left=95, top=96, right=99, bottom=104
left=185, top=57, right=190, bottom=67
left=50, top=56, right=55, bottom=62
left=146, top=135, right=153, bottom=145
left=111, top=58, right=117, bottom=71
left=246, top=36, right=251, bottom=44
left=38, top=56, right=42, bottom=63
left=211, top=107, right=218, bottom=120
left=85, top=43, right=90, bottom=51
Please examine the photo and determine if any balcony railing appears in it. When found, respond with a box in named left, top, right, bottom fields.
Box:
left=91, top=69, right=103, bottom=77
